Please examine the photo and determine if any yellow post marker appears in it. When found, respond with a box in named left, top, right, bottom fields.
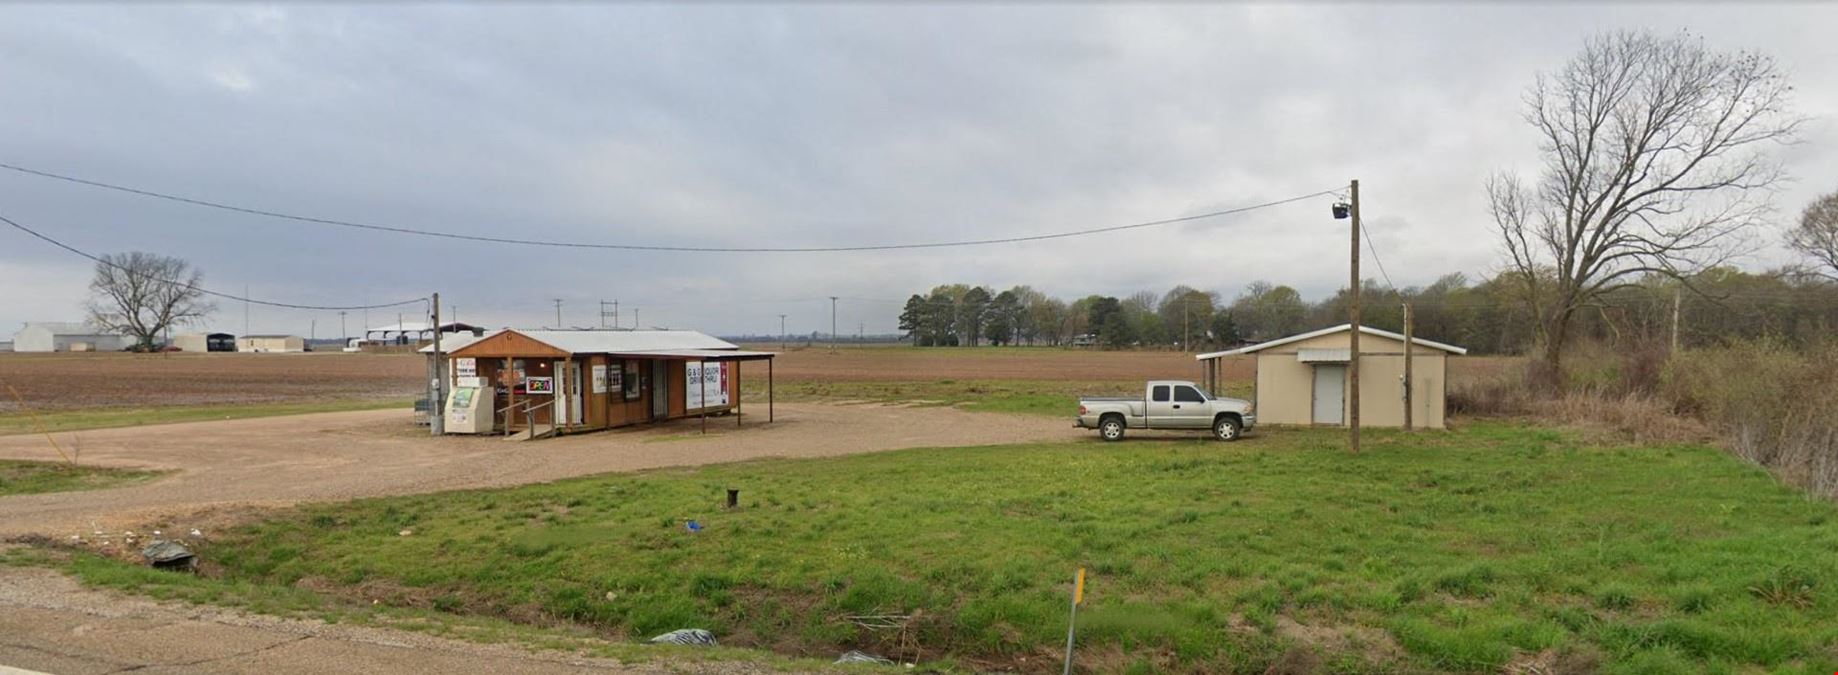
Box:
left=1063, top=567, right=1086, bottom=675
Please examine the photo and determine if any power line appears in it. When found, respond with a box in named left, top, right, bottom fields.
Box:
left=0, top=161, right=1338, bottom=253
left=1358, top=217, right=1398, bottom=292
left=0, top=211, right=425, bottom=311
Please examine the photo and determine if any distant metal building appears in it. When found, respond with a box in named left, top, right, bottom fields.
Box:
left=236, top=335, right=306, bottom=353
left=172, top=332, right=237, bottom=352
left=1195, top=324, right=1467, bottom=429
left=11, top=322, right=134, bottom=353
left=364, top=321, right=484, bottom=346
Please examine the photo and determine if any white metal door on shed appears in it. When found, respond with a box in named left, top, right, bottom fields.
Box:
left=1312, top=364, right=1345, bottom=425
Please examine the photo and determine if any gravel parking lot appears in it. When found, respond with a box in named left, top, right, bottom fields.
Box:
left=0, top=402, right=1070, bottom=539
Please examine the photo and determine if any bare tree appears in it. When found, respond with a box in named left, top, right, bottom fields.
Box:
left=1488, top=30, right=1801, bottom=384
left=86, top=252, right=216, bottom=351
left=1789, top=190, right=1838, bottom=280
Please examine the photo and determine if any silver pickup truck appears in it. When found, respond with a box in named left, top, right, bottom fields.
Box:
left=1075, top=380, right=1255, bottom=442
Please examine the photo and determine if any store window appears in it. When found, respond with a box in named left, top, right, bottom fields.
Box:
left=623, top=360, right=642, bottom=400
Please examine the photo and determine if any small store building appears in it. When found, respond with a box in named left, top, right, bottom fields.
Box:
left=1195, top=324, right=1466, bottom=429
left=439, top=329, right=774, bottom=436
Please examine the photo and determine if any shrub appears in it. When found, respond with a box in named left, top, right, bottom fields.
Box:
left=1665, top=339, right=1838, bottom=499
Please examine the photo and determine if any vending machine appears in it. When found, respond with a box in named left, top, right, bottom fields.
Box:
left=444, top=386, right=494, bottom=434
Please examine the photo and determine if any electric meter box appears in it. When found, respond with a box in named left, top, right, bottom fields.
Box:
left=444, top=386, right=493, bottom=434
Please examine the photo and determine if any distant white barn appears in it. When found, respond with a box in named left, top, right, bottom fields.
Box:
left=11, top=322, right=134, bottom=353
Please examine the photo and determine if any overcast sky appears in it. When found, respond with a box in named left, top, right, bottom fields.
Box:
left=2, top=3, right=1834, bottom=339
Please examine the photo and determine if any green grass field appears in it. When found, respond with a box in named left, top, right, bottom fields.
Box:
left=0, top=398, right=414, bottom=436
left=0, top=460, right=167, bottom=496
left=53, top=423, right=1838, bottom=673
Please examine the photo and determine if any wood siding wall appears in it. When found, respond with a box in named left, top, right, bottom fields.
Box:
left=451, top=353, right=744, bottom=433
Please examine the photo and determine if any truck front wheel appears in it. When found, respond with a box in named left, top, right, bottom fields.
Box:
left=1213, top=416, right=1242, bottom=442
left=1099, top=416, right=1126, bottom=442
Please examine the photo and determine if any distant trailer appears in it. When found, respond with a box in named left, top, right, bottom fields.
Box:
left=236, top=335, right=306, bottom=353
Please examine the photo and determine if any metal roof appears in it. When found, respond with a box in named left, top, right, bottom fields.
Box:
left=418, top=330, right=492, bottom=353
left=1195, top=323, right=1468, bottom=360
left=435, top=329, right=754, bottom=356
left=19, top=322, right=124, bottom=337
left=603, top=349, right=776, bottom=360
left=366, top=321, right=481, bottom=334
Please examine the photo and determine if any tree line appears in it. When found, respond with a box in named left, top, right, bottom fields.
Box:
left=896, top=31, right=1838, bottom=366
left=896, top=266, right=1838, bottom=355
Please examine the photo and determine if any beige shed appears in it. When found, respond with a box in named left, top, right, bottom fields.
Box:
left=1195, top=324, right=1466, bottom=429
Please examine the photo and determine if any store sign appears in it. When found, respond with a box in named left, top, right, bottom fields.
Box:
left=684, top=362, right=730, bottom=409
left=455, top=358, right=477, bottom=379
left=591, top=365, right=608, bottom=394
left=525, top=376, right=554, bottom=394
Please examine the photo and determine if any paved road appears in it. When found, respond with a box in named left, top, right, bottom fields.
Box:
left=0, top=564, right=785, bottom=674
left=0, top=402, right=1069, bottom=539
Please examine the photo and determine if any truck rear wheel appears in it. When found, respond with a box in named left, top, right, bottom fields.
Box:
left=1099, top=416, right=1125, bottom=442
left=1213, top=416, right=1242, bottom=442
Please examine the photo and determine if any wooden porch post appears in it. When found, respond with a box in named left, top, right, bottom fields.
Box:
left=700, top=358, right=708, bottom=435
left=735, top=360, right=743, bottom=428
left=503, top=357, right=515, bottom=432
left=768, top=357, right=774, bottom=423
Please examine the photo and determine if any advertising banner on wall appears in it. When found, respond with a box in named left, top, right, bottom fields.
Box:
left=684, top=362, right=731, bottom=410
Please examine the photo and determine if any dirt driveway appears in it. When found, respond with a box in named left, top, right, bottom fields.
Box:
left=0, top=564, right=697, bottom=675
left=0, top=403, right=1071, bottom=538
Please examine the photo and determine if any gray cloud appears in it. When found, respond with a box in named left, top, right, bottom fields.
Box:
left=1, top=3, right=1833, bottom=337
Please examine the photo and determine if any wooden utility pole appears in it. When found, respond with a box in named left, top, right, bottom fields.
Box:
left=829, top=296, right=839, bottom=353
left=430, top=292, right=444, bottom=436
left=1402, top=301, right=1414, bottom=432
left=1348, top=179, right=1361, bottom=454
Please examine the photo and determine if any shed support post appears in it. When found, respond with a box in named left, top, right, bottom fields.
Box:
left=768, top=358, right=774, bottom=423
left=736, top=360, right=743, bottom=428
left=700, top=358, right=708, bottom=435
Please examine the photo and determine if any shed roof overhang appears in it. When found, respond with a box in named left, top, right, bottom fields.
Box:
left=1296, top=348, right=1351, bottom=363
